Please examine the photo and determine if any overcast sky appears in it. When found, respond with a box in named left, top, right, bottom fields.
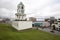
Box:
left=0, top=0, right=60, bottom=19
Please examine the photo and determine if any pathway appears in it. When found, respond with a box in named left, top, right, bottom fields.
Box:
left=38, top=28, right=60, bottom=35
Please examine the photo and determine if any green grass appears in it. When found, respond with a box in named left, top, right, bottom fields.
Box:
left=0, top=23, right=60, bottom=40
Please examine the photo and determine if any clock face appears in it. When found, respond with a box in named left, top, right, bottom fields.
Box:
left=17, top=5, right=24, bottom=13
left=17, top=9, right=21, bottom=13
left=17, top=9, right=24, bottom=13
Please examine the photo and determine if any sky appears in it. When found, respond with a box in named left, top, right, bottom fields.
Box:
left=0, top=0, right=60, bottom=19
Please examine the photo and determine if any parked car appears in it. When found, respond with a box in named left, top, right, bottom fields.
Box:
left=52, top=22, right=60, bottom=31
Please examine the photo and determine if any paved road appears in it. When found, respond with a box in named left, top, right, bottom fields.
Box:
left=38, top=28, right=60, bottom=35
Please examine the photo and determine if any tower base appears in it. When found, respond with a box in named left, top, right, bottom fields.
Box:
left=12, top=21, right=32, bottom=30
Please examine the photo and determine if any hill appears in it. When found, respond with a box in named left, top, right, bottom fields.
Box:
left=0, top=23, right=60, bottom=40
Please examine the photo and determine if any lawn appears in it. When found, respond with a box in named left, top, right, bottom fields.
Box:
left=0, top=23, right=60, bottom=40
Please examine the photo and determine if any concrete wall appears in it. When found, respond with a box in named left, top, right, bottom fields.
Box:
left=12, top=21, right=32, bottom=30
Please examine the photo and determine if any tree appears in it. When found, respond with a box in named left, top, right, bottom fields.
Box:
left=5, top=18, right=10, bottom=21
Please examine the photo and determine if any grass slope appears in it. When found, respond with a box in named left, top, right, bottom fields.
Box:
left=0, top=23, right=60, bottom=40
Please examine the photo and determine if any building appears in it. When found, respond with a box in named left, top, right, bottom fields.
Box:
left=12, top=2, right=32, bottom=30
left=29, top=17, right=36, bottom=22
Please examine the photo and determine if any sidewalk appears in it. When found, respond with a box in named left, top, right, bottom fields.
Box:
left=38, top=28, right=60, bottom=35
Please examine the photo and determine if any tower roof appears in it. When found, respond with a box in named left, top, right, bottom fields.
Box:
left=18, top=2, right=24, bottom=6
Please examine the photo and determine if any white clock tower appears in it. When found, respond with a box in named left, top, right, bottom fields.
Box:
left=15, top=2, right=26, bottom=20
left=12, top=2, right=32, bottom=30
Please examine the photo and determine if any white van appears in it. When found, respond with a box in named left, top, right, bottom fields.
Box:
left=52, top=22, right=60, bottom=31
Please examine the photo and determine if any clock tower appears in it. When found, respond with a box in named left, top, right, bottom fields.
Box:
left=12, top=2, right=32, bottom=30
left=15, top=2, right=26, bottom=20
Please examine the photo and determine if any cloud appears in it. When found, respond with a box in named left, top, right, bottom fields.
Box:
left=0, top=8, right=16, bottom=18
left=0, top=8, right=10, bottom=17
left=0, top=0, right=60, bottom=19
left=34, top=0, right=60, bottom=18
left=0, top=0, right=17, bottom=10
